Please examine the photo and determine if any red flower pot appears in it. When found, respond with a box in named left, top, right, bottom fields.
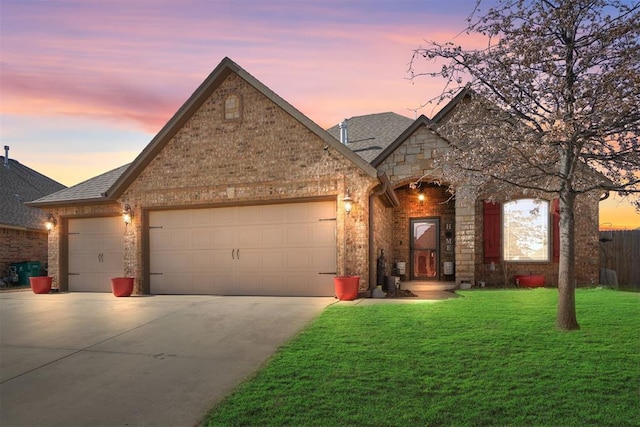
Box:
left=515, top=275, right=545, bottom=288
left=110, top=277, right=134, bottom=297
left=29, top=276, right=52, bottom=294
left=334, top=276, right=360, bottom=301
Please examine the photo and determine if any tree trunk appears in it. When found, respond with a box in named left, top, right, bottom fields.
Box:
left=556, top=191, right=580, bottom=330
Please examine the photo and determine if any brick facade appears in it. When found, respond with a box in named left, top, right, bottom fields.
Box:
left=0, top=228, right=48, bottom=278
left=46, top=71, right=377, bottom=294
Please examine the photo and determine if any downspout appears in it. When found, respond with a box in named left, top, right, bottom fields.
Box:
left=368, top=171, right=397, bottom=293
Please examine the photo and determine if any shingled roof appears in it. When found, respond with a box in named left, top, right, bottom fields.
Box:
left=27, top=164, right=130, bottom=207
left=326, top=112, right=414, bottom=163
left=0, top=156, right=66, bottom=230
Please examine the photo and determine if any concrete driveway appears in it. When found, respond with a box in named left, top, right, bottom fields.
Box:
left=0, top=291, right=335, bottom=426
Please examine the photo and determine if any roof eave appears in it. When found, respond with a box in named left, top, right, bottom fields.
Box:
left=431, top=87, right=473, bottom=123
left=26, top=196, right=116, bottom=208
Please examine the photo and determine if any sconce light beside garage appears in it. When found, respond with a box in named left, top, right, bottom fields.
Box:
left=45, top=213, right=57, bottom=231
left=122, top=204, right=133, bottom=225
left=343, top=189, right=353, bottom=216
left=418, top=193, right=425, bottom=203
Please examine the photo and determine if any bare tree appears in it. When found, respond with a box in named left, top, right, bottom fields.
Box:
left=410, top=0, right=640, bottom=330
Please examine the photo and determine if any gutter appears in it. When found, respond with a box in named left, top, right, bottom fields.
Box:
left=367, top=170, right=399, bottom=293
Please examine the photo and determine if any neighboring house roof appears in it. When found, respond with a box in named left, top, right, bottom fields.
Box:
left=28, top=164, right=130, bottom=207
left=30, top=57, right=378, bottom=207
left=326, top=112, right=414, bottom=163
left=0, top=156, right=66, bottom=230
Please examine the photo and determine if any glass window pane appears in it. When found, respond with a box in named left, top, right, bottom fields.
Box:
left=503, top=199, right=549, bottom=261
left=413, top=221, right=437, bottom=249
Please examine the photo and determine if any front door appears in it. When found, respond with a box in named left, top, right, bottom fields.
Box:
left=410, top=218, right=439, bottom=280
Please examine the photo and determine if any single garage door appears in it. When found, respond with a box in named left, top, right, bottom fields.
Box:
left=68, top=217, right=125, bottom=292
left=149, top=201, right=337, bottom=296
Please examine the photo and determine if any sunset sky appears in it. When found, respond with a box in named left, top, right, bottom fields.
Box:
left=1, top=0, right=638, bottom=229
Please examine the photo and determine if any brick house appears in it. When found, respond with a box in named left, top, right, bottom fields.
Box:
left=1, top=147, right=66, bottom=284
left=29, top=58, right=600, bottom=295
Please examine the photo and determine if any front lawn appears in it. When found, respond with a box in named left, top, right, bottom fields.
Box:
left=203, top=288, right=640, bottom=426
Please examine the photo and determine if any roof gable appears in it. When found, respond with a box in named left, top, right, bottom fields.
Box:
left=108, top=57, right=377, bottom=199
left=370, top=115, right=437, bottom=167
left=30, top=58, right=377, bottom=207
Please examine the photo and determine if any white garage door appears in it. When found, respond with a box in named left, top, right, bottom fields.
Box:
left=68, top=217, right=125, bottom=292
left=149, top=201, right=337, bottom=296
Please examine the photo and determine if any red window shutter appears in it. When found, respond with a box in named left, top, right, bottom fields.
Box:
left=552, top=198, right=560, bottom=262
left=483, top=201, right=501, bottom=264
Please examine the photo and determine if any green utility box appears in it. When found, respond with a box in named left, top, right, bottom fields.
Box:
left=11, top=261, right=42, bottom=286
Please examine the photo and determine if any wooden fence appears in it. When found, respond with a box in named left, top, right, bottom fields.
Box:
left=599, top=230, right=639, bottom=289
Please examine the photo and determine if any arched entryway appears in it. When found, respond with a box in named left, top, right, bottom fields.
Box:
left=391, top=182, right=455, bottom=283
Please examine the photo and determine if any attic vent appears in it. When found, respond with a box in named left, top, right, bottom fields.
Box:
left=224, top=94, right=241, bottom=120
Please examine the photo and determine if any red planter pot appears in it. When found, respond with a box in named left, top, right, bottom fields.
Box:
left=334, top=276, right=360, bottom=301
left=515, top=275, right=545, bottom=288
left=110, top=277, right=134, bottom=297
left=29, top=276, right=52, bottom=294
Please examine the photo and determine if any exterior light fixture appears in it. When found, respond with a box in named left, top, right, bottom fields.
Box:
left=122, top=204, right=133, bottom=225
left=343, top=190, right=353, bottom=216
left=418, top=193, right=425, bottom=203
left=45, top=213, right=57, bottom=231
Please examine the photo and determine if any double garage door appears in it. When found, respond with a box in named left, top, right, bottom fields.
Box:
left=67, top=202, right=336, bottom=296
left=149, top=201, right=337, bottom=296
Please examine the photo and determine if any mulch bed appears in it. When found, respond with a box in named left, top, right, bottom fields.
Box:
left=386, top=289, right=418, bottom=298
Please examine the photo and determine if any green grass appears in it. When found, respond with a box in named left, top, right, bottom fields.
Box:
left=203, top=289, right=640, bottom=426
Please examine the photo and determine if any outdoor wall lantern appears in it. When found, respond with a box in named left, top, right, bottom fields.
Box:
left=418, top=193, right=425, bottom=203
left=343, top=190, right=353, bottom=216
left=45, top=213, right=57, bottom=231
left=122, top=204, right=133, bottom=225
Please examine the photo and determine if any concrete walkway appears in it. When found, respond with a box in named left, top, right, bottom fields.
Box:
left=0, top=292, right=335, bottom=427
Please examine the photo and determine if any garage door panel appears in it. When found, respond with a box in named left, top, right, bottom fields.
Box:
left=69, top=235, right=102, bottom=253
left=68, top=252, right=97, bottom=273
left=69, top=273, right=111, bottom=292
left=286, top=226, right=310, bottom=246
left=260, top=250, right=285, bottom=270
left=212, top=228, right=234, bottom=247
left=237, top=226, right=260, bottom=247
left=259, top=204, right=285, bottom=223
left=312, top=248, right=337, bottom=268
left=211, top=206, right=236, bottom=225
left=170, top=230, right=191, bottom=248
left=151, top=251, right=191, bottom=272
left=149, top=201, right=336, bottom=296
left=286, top=250, right=311, bottom=270
left=262, top=226, right=284, bottom=247
left=190, top=209, right=212, bottom=226
left=211, top=251, right=235, bottom=270
left=191, top=251, right=213, bottom=270
left=68, top=217, right=124, bottom=293
left=192, top=230, right=213, bottom=248
left=312, top=222, right=336, bottom=244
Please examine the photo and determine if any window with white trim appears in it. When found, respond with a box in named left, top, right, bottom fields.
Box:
left=503, top=199, right=550, bottom=261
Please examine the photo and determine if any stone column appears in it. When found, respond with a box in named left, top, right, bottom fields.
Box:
left=454, top=185, right=477, bottom=287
